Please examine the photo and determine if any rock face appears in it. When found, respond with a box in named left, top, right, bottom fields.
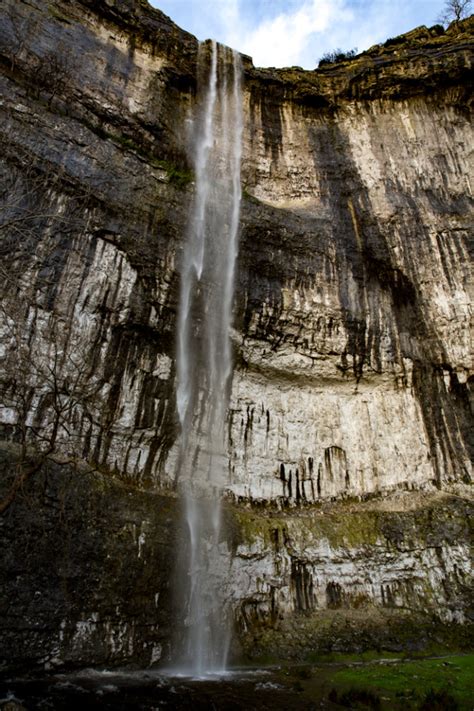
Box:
left=0, top=449, right=175, bottom=672
left=230, top=492, right=473, bottom=661
left=0, top=0, right=472, bottom=670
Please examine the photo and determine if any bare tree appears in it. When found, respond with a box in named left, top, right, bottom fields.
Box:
left=0, top=161, right=93, bottom=294
left=0, top=165, right=103, bottom=513
left=0, top=305, right=100, bottom=514
left=438, top=0, right=472, bottom=24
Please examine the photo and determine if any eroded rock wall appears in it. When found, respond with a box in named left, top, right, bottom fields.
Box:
left=230, top=91, right=473, bottom=501
left=1, top=452, right=471, bottom=670
left=0, top=0, right=193, bottom=486
left=0, top=449, right=176, bottom=672
left=228, top=493, right=472, bottom=659
left=0, top=0, right=472, bottom=670
left=1, top=0, right=472, bottom=502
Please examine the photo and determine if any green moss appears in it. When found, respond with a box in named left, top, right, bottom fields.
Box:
left=111, top=133, right=141, bottom=152
left=151, top=158, right=193, bottom=187
left=231, top=505, right=382, bottom=551
left=71, top=116, right=193, bottom=189
left=106, top=134, right=193, bottom=187
left=231, top=495, right=472, bottom=555
left=301, top=510, right=381, bottom=547
left=330, top=654, right=474, bottom=710
left=230, top=508, right=270, bottom=547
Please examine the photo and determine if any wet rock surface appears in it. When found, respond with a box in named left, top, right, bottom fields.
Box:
left=1, top=450, right=472, bottom=669
left=0, top=450, right=177, bottom=673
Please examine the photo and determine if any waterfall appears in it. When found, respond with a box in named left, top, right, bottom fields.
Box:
left=175, top=41, right=243, bottom=676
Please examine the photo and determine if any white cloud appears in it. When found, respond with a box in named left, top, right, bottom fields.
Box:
left=218, top=0, right=240, bottom=34
left=152, top=0, right=448, bottom=69
left=224, top=0, right=354, bottom=67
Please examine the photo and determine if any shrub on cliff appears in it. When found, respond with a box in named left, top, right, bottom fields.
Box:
left=318, top=47, right=358, bottom=67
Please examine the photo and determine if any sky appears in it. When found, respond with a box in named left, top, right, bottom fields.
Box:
left=149, top=0, right=449, bottom=68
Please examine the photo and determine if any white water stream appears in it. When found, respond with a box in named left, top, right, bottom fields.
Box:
left=175, top=41, right=243, bottom=676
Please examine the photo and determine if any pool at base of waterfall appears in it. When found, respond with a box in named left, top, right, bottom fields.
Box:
left=0, top=667, right=312, bottom=710
left=2, top=654, right=473, bottom=710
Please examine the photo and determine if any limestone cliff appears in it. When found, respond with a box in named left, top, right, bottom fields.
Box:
left=0, top=0, right=472, bottom=670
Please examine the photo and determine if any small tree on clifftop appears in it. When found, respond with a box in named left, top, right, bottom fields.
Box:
left=439, top=0, right=472, bottom=24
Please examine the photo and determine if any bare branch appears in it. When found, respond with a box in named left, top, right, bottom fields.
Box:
left=438, top=0, right=472, bottom=24
left=0, top=161, right=108, bottom=513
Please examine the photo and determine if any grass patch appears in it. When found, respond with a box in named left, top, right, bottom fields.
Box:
left=306, top=650, right=402, bottom=664
left=329, top=654, right=473, bottom=710
left=329, top=686, right=382, bottom=708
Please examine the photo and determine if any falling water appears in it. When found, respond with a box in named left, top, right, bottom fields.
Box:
left=175, top=41, right=243, bottom=675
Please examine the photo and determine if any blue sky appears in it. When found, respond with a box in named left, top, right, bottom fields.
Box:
left=149, top=0, right=448, bottom=68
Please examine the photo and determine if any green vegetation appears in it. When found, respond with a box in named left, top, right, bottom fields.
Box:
left=80, top=121, right=193, bottom=188
left=270, top=654, right=473, bottom=709
left=318, top=47, right=358, bottom=67
left=327, top=654, right=474, bottom=710
left=231, top=505, right=382, bottom=551
left=306, top=650, right=403, bottom=664
left=47, top=4, right=72, bottom=23
left=151, top=158, right=193, bottom=187
left=109, top=133, right=193, bottom=187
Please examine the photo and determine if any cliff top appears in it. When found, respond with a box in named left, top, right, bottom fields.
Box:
left=8, top=0, right=471, bottom=107
left=2, top=0, right=473, bottom=111
left=248, top=16, right=474, bottom=105
left=27, top=0, right=472, bottom=105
